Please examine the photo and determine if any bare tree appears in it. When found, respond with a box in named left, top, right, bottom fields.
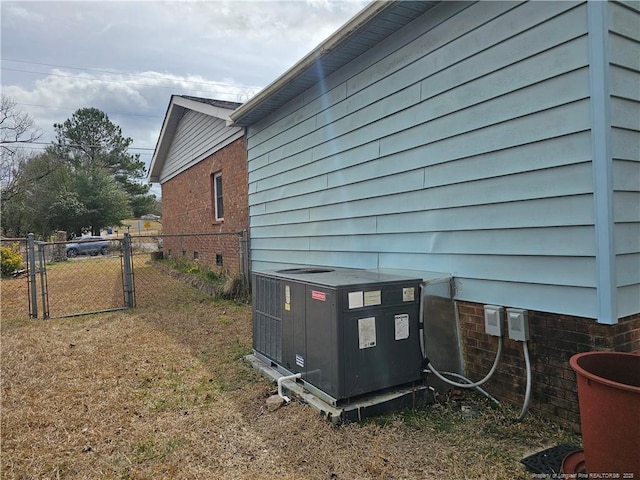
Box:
left=236, top=88, right=258, bottom=103
left=0, top=95, right=43, bottom=199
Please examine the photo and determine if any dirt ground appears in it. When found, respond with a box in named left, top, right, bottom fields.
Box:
left=1, top=271, right=580, bottom=480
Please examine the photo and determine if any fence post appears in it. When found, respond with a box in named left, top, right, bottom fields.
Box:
left=238, top=229, right=250, bottom=288
left=37, top=242, right=49, bottom=319
left=237, top=231, right=244, bottom=278
left=27, top=233, right=38, bottom=319
left=122, top=233, right=135, bottom=308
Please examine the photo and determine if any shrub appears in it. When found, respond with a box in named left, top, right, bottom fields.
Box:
left=163, top=257, right=193, bottom=274
left=155, top=256, right=249, bottom=302
left=222, top=275, right=250, bottom=303
left=1, top=243, right=24, bottom=277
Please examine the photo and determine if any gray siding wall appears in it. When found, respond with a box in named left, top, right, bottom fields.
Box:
left=160, top=110, right=243, bottom=183
left=246, top=2, right=602, bottom=318
left=609, top=1, right=640, bottom=317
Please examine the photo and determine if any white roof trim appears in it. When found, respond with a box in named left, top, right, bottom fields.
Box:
left=173, top=96, right=235, bottom=123
left=229, top=0, right=393, bottom=125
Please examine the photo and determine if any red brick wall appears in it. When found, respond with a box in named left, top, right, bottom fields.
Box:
left=457, top=301, right=640, bottom=429
left=160, top=137, right=248, bottom=274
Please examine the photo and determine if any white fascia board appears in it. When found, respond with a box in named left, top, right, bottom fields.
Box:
left=172, top=96, right=236, bottom=123
left=148, top=98, right=182, bottom=183
left=229, top=0, right=394, bottom=125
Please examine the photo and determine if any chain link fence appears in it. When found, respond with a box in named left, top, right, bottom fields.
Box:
left=1, top=237, right=31, bottom=319
left=132, top=231, right=249, bottom=307
left=2, top=231, right=250, bottom=319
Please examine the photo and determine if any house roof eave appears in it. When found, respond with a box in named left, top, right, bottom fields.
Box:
left=229, top=0, right=440, bottom=127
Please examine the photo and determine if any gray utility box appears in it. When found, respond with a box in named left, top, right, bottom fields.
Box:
left=252, top=267, right=423, bottom=405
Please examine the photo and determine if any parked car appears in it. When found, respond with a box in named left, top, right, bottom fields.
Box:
left=66, top=237, right=110, bottom=258
left=141, top=214, right=161, bottom=220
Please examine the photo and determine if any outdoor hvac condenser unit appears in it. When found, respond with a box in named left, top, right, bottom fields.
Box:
left=252, top=267, right=423, bottom=405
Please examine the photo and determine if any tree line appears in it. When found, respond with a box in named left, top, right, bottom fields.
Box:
left=1, top=95, right=158, bottom=239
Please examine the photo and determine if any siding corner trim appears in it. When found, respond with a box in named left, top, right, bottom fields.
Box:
left=588, top=0, right=617, bottom=325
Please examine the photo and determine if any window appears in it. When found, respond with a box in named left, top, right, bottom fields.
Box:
left=212, top=172, right=224, bottom=221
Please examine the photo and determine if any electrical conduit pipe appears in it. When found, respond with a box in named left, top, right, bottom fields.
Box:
left=430, top=371, right=501, bottom=405
left=419, top=285, right=532, bottom=420
left=277, top=373, right=302, bottom=403
left=418, top=282, right=503, bottom=396
left=516, top=340, right=532, bottom=421
left=425, top=337, right=503, bottom=388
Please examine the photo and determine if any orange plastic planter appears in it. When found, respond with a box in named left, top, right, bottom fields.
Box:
left=569, top=351, right=640, bottom=476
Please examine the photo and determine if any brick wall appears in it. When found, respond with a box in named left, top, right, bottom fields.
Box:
left=457, top=301, right=640, bottom=429
left=160, top=137, right=248, bottom=274
left=161, top=233, right=241, bottom=274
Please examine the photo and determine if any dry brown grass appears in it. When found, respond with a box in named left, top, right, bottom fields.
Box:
left=43, top=257, right=126, bottom=317
left=0, top=252, right=205, bottom=320
left=1, top=270, right=580, bottom=480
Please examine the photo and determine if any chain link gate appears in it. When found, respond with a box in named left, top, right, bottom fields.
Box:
left=26, top=233, right=135, bottom=319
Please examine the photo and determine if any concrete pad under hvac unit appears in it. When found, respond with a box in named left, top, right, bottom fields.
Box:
left=245, top=354, right=434, bottom=424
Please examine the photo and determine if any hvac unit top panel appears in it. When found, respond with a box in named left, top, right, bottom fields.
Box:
left=261, top=266, right=422, bottom=287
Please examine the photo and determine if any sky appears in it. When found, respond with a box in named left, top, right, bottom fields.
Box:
left=1, top=0, right=369, bottom=195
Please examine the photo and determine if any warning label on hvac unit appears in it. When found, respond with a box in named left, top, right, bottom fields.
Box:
left=285, top=285, right=291, bottom=311
left=311, top=290, right=326, bottom=301
left=394, top=314, right=409, bottom=340
left=358, top=317, right=376, bottom=349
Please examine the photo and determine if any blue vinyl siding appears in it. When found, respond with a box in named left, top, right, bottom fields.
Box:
left=308, top=227, right=597, bottom=257
left=245, top=1, right=640, bottom=320
left=254, top=161, right=594, bottom=218
left=454, top=279, right=597, bottom=319
left=609, top=1, right=640, bottom=317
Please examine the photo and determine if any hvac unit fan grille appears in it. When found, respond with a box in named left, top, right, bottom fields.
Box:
left=253, top=274, right=282, bottom=362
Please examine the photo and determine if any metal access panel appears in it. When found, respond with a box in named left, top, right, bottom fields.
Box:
left=253, top=267, right=423, bottom=404
left=281, top=281, right=307, bottom=373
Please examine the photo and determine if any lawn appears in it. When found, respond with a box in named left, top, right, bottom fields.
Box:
left=109, top=219, right=163, bottom=237
left=1, top=269, right=581, bottom=479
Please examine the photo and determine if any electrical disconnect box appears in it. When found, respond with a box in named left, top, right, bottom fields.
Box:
left=506, top=308, right=529, bottom=341
left=252, top=267, right=423, bottom=405
left=483, top=305, right=504, bottom=337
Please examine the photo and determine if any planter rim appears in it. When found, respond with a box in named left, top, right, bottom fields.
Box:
left=569, top=351, right=640, bottom=394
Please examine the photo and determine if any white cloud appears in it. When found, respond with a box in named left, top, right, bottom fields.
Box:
left=4, top=4, right=45, bottom=23
left=4, top=69, right=256, bottom=147
left=1, top=0, right=367, bottom=177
